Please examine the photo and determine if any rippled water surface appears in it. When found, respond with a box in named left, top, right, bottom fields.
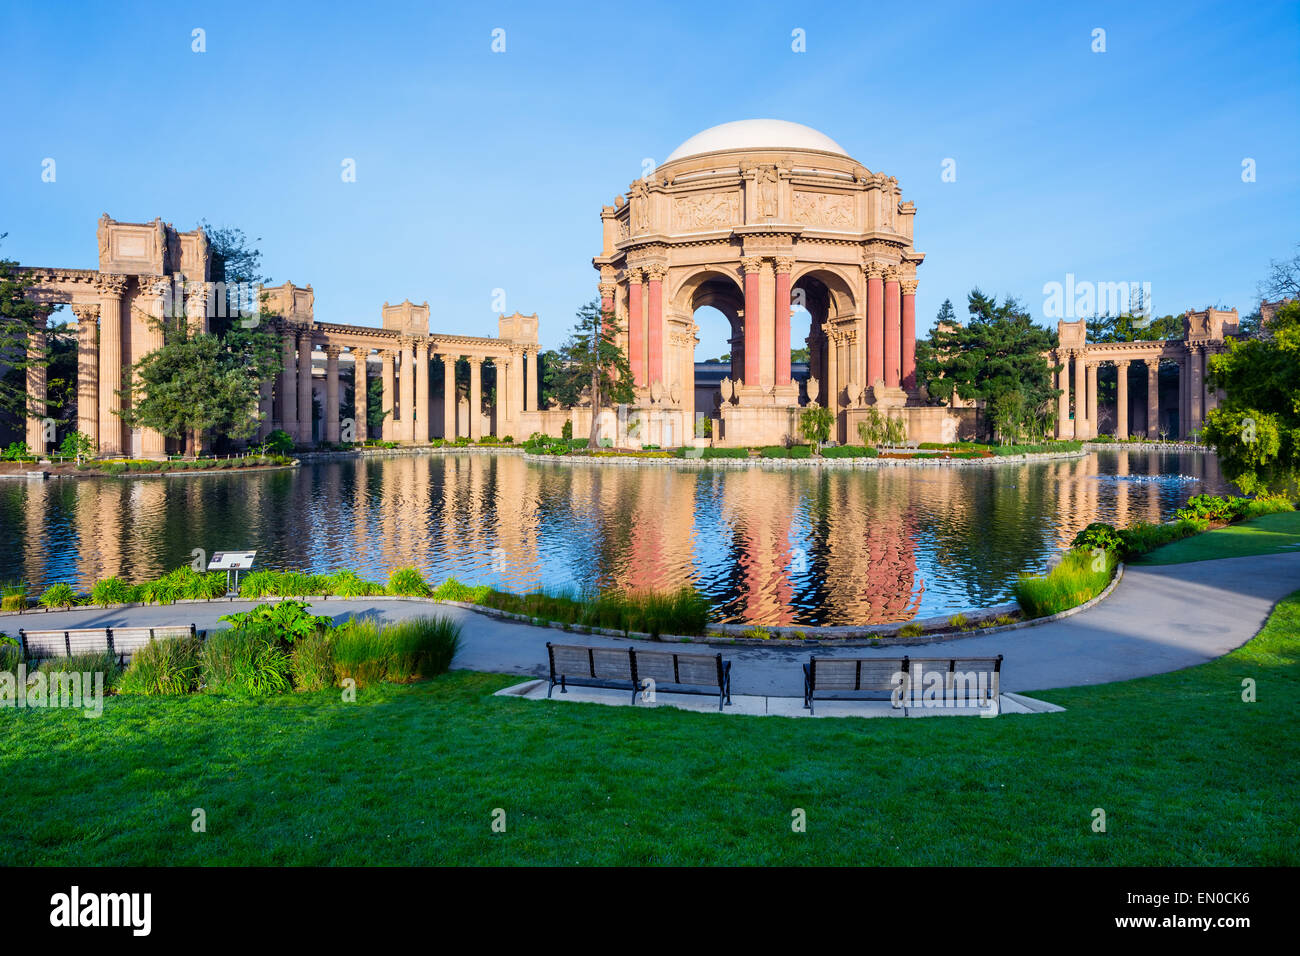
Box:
left=0, top=450, right=1228, bottom=625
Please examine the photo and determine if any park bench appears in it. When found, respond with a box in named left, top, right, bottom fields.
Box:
left=877, top=440, right=921, bottom=454
left=546, top=642, right=732, bottom=710
left=16, top=624, right=202, bottom=665
left=803, top=654, right=1002, bottom=715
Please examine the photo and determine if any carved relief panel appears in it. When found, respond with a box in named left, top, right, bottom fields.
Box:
left=671, top=191, right=741, bottom=232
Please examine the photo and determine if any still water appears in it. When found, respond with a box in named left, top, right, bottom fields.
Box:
left=0, top=451, right=1228, bottom=625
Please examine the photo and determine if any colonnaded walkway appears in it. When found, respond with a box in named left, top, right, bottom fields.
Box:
left=11, top=553, right=1300, bottom=696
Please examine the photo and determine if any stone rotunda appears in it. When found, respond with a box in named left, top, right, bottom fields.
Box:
left=592, top=119, right=960, bottom=446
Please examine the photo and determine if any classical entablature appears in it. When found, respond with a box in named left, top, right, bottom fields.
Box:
left=1051, top=308, right=1239, bottom=441
left=17, top=216, right=543, bottom=457
left=592, top=118, right=928, bottom=445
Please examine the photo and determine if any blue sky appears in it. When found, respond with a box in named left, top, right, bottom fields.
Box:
left=2, top=0, right=1296, bottom=357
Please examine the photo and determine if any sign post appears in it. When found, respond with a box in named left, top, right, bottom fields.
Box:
left=207, top=551, right=258, bottom=597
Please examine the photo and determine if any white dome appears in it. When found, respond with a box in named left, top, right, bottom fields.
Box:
left=664, top=119, right=849, bottom=164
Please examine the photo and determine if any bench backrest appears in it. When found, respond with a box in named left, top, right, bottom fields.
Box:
left=809, top=654, right=1002, bottom=701
left=18, top=625, right=198, bottom=661
left=809, top=657, right=907, bottom=692
left=547, top=643, right=726, bottom=689
left=909, top=656, right=1001, bottom=701
left=548, top=644, right=635, bottom=682
left=633, top=649, right=725, bottom=689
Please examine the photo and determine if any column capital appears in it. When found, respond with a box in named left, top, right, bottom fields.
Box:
left=740, top=256, right=765, bottom=274
left=864, top=261, right=886, bottom=280
left=883, top=264, right=901, bottom=282
left=774, top=256, right=796, bottom=274
left=441, top=352, right=458, bottom=365
left=70, top=303, right=101, bottom=322
left=645, top=262, right=668, bottom=281
left=324, top=344, right=344, bottom=359
left=95, top=273, right=128, bottom=297
left=598, top=281, right=616, bottom=298
left=297, top=328, right=314, bottom=345
left=624, top=266, right=644, bottom=283
left=1115, top=358, right=1131, bottom=369
left=466, top=354, right=483, bottom=366
left=379, top=348, right=396, bottom=361
left=900, top=279, right=919, bottom=295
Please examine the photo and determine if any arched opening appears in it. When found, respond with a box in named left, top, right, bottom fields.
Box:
left=793, top=269, right=856, bottom=406
left=674, top=270, right=744, bottom=423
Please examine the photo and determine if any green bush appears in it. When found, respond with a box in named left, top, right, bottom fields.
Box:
left=1071, top=522, right=1126, bottom=554
left=790, top=444, right=813, bottom=459
left=432, top=577, right=491, bottom=603
left=118, top=636, right=203, bottom=695
left=386, top=566, right=431, bottom=597
left=291, top=631, right=336, bottom=691
left=383, top=616, right=462, bottom=681
left=1118, top=518, right=1208, bottom=557
left=262, top=429, right=294, bottom=455
left=89, top=574, right=135, bottom=606
left=220, top=599, right=332, bottom=643
left=1, top=585, right=27, bottom=612
left=1175, top=494, right=1242, bottom=523
left=37, top=583, right=78, bottom=609
left=201, top=629, right=293, bottom=696
left=819, top=445, right=877, bottom=458
left=1014, top=548, right=1117, bottom=618
left=331, top=619, right=390, bottom=687
left=326, top=569, right=384, bottom=598
left=0, top=639, right=23, bottom=673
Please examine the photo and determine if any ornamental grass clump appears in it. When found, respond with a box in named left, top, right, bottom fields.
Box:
left=37, top=583, right=79, bottom=609
left=325, top=569, right=384, bottom=598
left=90, top=576, right=137, bottom=605
left=36, top=651, right=121, bottom=690
left=1013, top=548, right=1117, bottom=619
left=118, top=635, right=203, bottom=696
left=291, top=631, right=336, bottom=691
left=200, top=628, right=293, bottom=696
left=386, top=566, right=431, bottom=597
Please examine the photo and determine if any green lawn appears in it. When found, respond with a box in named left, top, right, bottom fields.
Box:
left=1135, top=510, right=1300, bottom=565
left=3, top=591, right=1297, bottom=865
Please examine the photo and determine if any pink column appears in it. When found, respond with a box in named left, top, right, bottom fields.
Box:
left=866, top=263, right=884, bottom=386
left=901, top=278, right=917, bottom=391
left=647, top=264, right=665, bottom=386
left=627, top=269, right=644, bottom=387
left=742, top=256, right=762, bottom=385
left=774, top=258, right=793, bottom=386
left=884, top=268, right=901, bottom=388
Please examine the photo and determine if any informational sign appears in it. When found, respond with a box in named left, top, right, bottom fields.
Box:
left=208, top=551, right=257, bottom=571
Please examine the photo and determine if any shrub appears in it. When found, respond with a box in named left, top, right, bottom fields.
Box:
left=1014, top=548, right=1117, bottom=618
left=91, top=576, right=137, bottom=605
left=118, top=635, right=203, bottom=695
left=1175, top=494, right=1240, bottom=523
left=1071, top=522, right=1126, bottom=554
left=219, top=599, right=332, bottom=644
left=1, top=585, right=26, bottom=612
left=948, top=613, right=971, bottom=631
left=291, top=631, right=336, bottom=691
left=37, top=651, right=121, bottom=690
left=201, top=629, right=293, bottom=696
left=1118, top=518, right=1207, bottom=557
left=0, top=639, right=23, bottom=673
left=386, top=566, right=431, bottom=597
left=790, top=444, right=813, bottom=459
left=820, top=445, right=877, bottom=458
left=897, top=622, right=924, bottom=638
left=263, top=429, right=294, bottom=455
left=37, top=583, right=78, bottom=609
left=383, top=616, right=462, bottom=680
left=432, top=577, right=491, bottom=603
left=331, top=619, right=390, bottom=687
left=1243, top=493, right=1296, bottom=519
left=326, top=569, right=384, bottom=598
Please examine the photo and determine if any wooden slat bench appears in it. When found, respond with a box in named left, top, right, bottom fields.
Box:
left=804, top=654, right=1002, bottom=715
left=17, top=624, right=202, bottom=665
left=546, top=642, right=732, bottom=710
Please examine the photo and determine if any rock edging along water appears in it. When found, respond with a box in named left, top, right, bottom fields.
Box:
left=522, top=449, right=1090, bottom=469
left=0, top=462, right=300, bottom=480
left=0, top=564, right=1124, bottom=648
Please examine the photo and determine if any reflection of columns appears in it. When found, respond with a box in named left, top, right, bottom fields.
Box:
left=415, top=340, right=430, bottom=442
left=1115, top=360, right=1130, bottom=439
left=324, top=345, right=342, bottom=443
left=1056, top=351, right=1071, bottom=437
left=774, top=257, right=793, bottom=386
left=1073, top=351, right=1088, bottom=437
left=1189, top=345, right=1203, bottom=434
left=442, top=354, right=457, bottom=439
left=96, top=275, right=127, bottom=456
left=1085, top=363, right=1098, bottom=438
left=901, top=278, right=918, bottom=391
left=468, top=356, right=483, bottom=440
left=380, top=349, right=395, bottom=440
left=352, top=349, right=368, bottom=441
left=1146, top=358, right=1160, bottom=437
left=296, top=331, right=313, bottom=444
left=626, top=269, right=645, bottom=387
left=866, top=262, right=884, bottom=386
left=279, top=330, right=298, bottom=440
left=25, top=311, right=48, bottom=455
left=647, top=263, right=665, bottom=386
left=72, top=305, right=99, bottom=447
left=525, top=347, right=538, bottom=411
left=741, top=256, right=762, bottom=385
left=883, top=266, right=901, bottom=388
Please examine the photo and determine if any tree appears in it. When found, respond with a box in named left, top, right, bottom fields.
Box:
left=59, top=430, right=95, bottom=464
left=200, top=222, right=267, bottom=338
left=916, top=289, right=1060, bottom=442
left=790, top=346, right=810, bottom=364
left=1202, top=299, right=1300, bottom=494
left=800, top=405, right=833, bottom=453
left=0, top=237, right=47, bottom=429
left=549, top=300, right=633, bottom=449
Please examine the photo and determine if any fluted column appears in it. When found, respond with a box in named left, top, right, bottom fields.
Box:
left=1146, top=358, right=1160, bottom=437
left=525, top=347, right=538, bottom=411
left=866, top=262, right=885, bottom=386
left=380, top=349, right=395, bottom=440
left=324, top=345, right=342, bottom=443
left=185, top=281, right=209, bottom=335
left=1073, top=351, right=1088, bottom=438
left=415, top=340, right=430, bottom=441
left=1179, top=356, right=1190, bottom=438
left=883, top=266, right=902, bottom=388
left=1085, top=362, right=1098, bottom=439
left=741, top=256, right=763, bottom=386
left=95, top=275, right=127, bottom=456
left=1189, top=345, right=1204, bottom=434
left=647, top=263, right=666, bottom=387
left=510, top=346, right=524, bottom=429
left=626, top=269, right=645, bottom=387
left=279, top=330, right=298, bottom=440
left=134, top=277, right=167, bottom=459
left=397, top=338, right=415, bottom=442
left=1056, top=351, right=1071, bottom=438
left=901, top=278, right=918, bottom=391
left=824, top=325, right=840, bottom=420
left=774, top=257, right=794, bottom=386
left=72, top=304, right=99, bottom=447
left=352, top=349, right=368, bottom=441
left=1116, top=360, right=1130, bottom=439
left=297, top=331, right=314, bottom=444
left=257, top=378, right=273, bottom=441
left=442, top=354, right=457, bottom=439
left=468, top=356, right=483, bottom=440
left=24, top=310, right=48, bottom=455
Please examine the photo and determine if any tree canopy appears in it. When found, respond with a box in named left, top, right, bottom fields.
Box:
left=0, top=237, right=46, bottom=428
left=547, top=300, right=633, bottom=447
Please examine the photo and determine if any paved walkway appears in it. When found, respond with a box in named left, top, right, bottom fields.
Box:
left=9, top=552, right=1300, bottom=696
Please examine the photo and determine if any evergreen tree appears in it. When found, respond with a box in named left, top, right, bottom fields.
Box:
left=550, top=300, right=633, bottom=448
left=0, top=237, right=47, bottom=429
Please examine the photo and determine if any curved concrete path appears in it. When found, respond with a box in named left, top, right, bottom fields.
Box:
left=10, top=552, right=1300, bottom=696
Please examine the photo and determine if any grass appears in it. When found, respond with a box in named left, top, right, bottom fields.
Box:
left=1014, top=548, right=1117, bottom=618
left=1135, top=510, right=1300, bottom=565
left=2, top=588, right=1297, bottom=866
